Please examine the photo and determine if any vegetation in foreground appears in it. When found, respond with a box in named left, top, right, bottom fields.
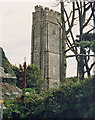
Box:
left=3, top=76, right=95, bottom=119
left=12, top=64, right=45, bottom=91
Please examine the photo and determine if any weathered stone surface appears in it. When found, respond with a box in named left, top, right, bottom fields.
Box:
left=0, top=66, right=16, bottom=79
left=31, top=5, right=61, bottom=89
left=49, top=53, right=60, bottom=80
left=0, top=82, right=22, bottom=100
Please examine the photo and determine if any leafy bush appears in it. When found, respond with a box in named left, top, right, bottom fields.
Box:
left=12, top=64, right=45, bottom=91
left=26, top=64, right=45, bottom=91
left=3, top=76, right=95, bottom=119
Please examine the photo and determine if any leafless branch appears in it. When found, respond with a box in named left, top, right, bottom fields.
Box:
left=66, top=54, right=95, bottom=58
left=65, top=3, right=75, bottom=35
left=85, top=27, right=95, bottom=34
left=65, top=45, right=77, bottom=53
left=82, top=3, right=94, bottom=29
left=89, top=62, right=95, bottom=71
left=88, top=23, right=94, bottom=28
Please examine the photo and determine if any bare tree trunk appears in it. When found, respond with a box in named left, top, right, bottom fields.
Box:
left=93, top=3, right=95, bottom=74
left=60, top=1, right=66, bottom=83
left=76, top=2, right=85, bottom=80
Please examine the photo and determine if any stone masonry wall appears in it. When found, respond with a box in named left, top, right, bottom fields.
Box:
left=31, top=5, right=61, bottom=89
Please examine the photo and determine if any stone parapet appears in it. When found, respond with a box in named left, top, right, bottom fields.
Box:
left=35, top=5, right=61, bottom=19
left=35, top=5, right=43, bottom=12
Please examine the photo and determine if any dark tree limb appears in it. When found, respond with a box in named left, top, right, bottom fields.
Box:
left=65, top=45, right=77, bottom=53
left=66, top=3, right=75, bottom=35
left=64, top=5, right=78, bottom=54
left=66, top=54, right=95, bottom=58
left=87, top=47, right=90, bottom=62
left=85, top=3, right=91, bottom=12
left=66, top=37, right=76, bottom=54
left=82, top=3, right=94, bottom=29
left=75, top=2, right=90, bottom=11
left=85, top=27, right=95, bottom=34
left=89, top=61, right=95, bottom=71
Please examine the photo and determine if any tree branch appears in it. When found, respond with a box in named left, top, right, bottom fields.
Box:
left=66, top=37, right=76, bottom=54
left=66, top=54, right=95, bottom=58
left=87, top=47, right=90, bottom=62
left=65, top=45, right=77, bottom=53
left=82, top=3, right=94, bottom=29
left=66, top=3, right=75, bottom=35
left=76, top=2, right=81, bottom=18
left=85, top=3, right=91, bottom=12
left=85, top=27, right=95, bottom=34
left=64, top=5, right=78, bottom=54
left=75, top=2, right=90, bottom=11
left=89, top=61, right=95, bottom=71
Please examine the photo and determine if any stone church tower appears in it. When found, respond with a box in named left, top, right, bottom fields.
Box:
left=31, top=5, right=62, bottom=89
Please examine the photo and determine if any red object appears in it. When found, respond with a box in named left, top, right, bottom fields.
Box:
left=24, top=61, right=26, bottom=90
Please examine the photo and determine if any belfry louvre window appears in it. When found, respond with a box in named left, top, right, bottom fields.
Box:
left=53, top=29, right=56, bottom=35
left=53, top=66, right=56, bottom=75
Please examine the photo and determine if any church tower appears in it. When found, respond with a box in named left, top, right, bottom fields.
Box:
left=31, top=5, right=62, bottom=89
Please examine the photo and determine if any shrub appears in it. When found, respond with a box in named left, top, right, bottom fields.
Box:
left=12, top=64, right=46, bottom=91
left=3, top=76, right=95, bottom=119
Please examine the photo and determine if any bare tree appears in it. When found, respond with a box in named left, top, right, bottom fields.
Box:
left=66, top=2, right=95, bottom=80
left=60, top=1, right=95, bottom=81
left=56, top=1, right=95, bottom=82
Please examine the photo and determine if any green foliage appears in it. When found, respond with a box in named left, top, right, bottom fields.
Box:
left=79, top=41, right=91, bottom=48
left=77, top=33, right=95, bottom=41
left=25, top=88, right=36, bottom=93
left=12, top=64, right=45, bottom=90
left=4, top=76, right=95, bottom=119
left=26, top=64, right=45, bottom=91
left=83, top=33, right=95, bottom=41
left=90, top=40, right=95, bottom=53
left=12, top=65, right=24, bottom=89
left=78, top=40, right=95, bottom=53
left=77, top=33, right=95, bottom=53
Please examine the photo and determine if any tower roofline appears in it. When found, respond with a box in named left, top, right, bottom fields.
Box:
left=45, top=7, right=49, bottom=11
left=34, top=5, right=61, bottom=16
left=35, top=5, right=43, bottom=12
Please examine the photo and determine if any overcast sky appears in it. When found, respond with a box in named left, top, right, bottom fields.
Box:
left=0, top=2, right=59, bottom=64
left=0, top=1, right=94, bottom=77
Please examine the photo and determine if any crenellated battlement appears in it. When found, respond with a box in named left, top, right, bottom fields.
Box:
left=35, top=5, right=61, bottom=17
left=45, top=7, right=49, bottom=11
left=55, top=11, right=61, bottom=16
left=35, top=5, right=43, bottom=12
left=50, top=9, right=54, bottom=14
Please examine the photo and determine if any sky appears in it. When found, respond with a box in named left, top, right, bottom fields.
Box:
left=0, top=1, right=61, bottom=65
left=0, top=0, right=94, bottom=77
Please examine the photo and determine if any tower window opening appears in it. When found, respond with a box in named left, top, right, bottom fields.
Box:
left=53, top=29, right=56, bottom=35
left=53, top=66, right=56, bottom=75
